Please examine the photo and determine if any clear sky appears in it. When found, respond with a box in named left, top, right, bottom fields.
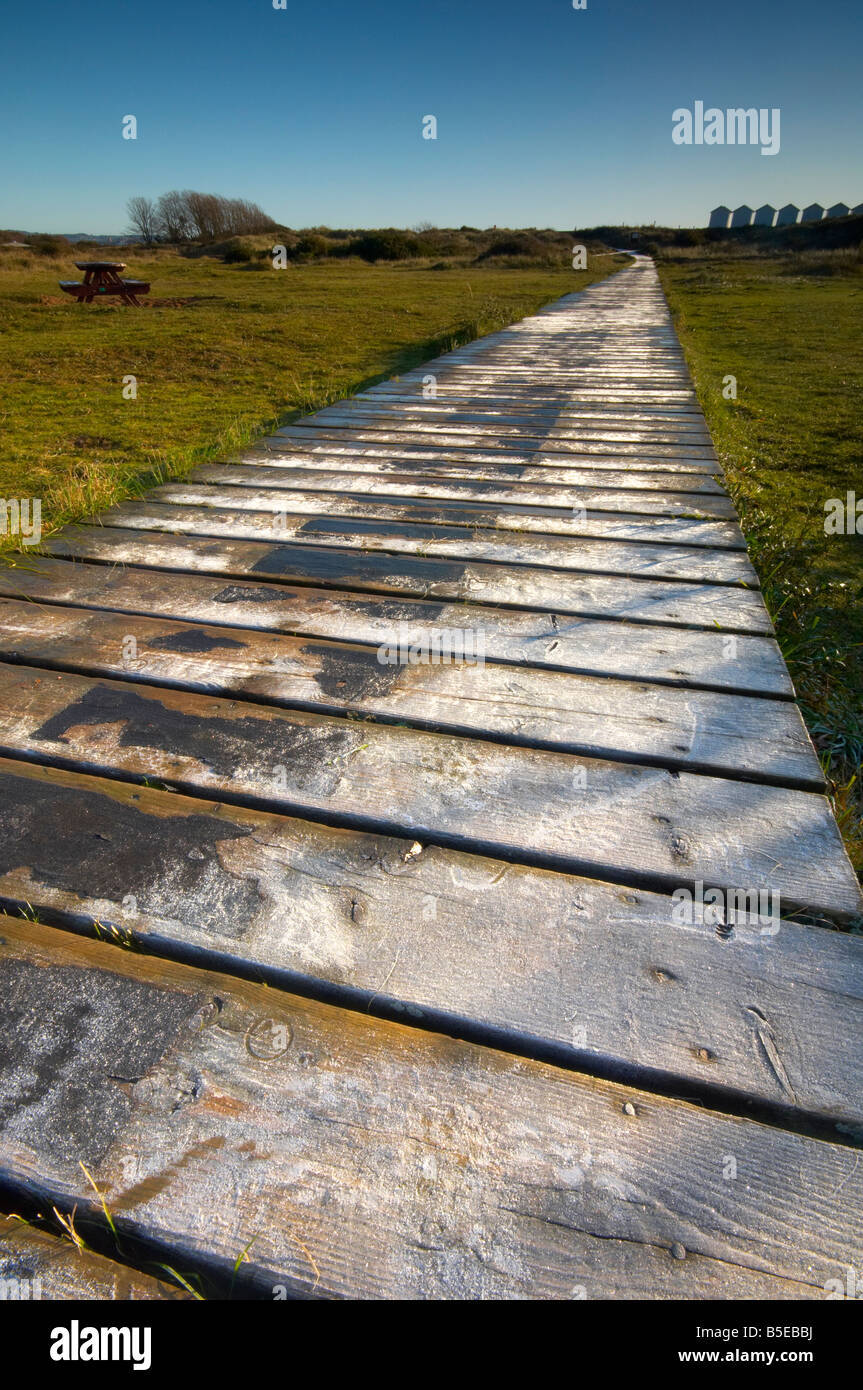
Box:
left=1, top=0, right=859, bottom=233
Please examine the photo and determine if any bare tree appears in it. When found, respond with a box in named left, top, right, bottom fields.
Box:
left=126, top=196, right=159, bottom=244
left=134, top=190, right=277, bottom=245
left=156, top=190, right=193, bottom=242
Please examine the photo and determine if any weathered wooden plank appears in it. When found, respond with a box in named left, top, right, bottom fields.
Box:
left=405, top=366, right=695, bottom=380
left=186, top=468, right=740, bottom=552
left=307, top=410, right=714, bottom=439
left=0, top=556, right=794, bottom=695
left=161, top=477, right=734, bottom=522
left=381, top=388, right=700, bottom=404
left=315, top=387, right=705, bottom=408
left=248, top=438, right=721, bottom=475
left=306, top=407, right=715, bottom=446
left=274, top=423, right=718, bottom=461
left=141, top=491, right=752, bottom=584
left=0, top=916, right=859, bottom=1299
left=0, top=598, right=818, bottom=784
left=197, top=458, right=726, bottom=496
left=363, top=395, right=705, bottom=418
left=43, top=526, right=776, bottom=632
left=0, top=1217, right=191, bottom=1300
left=2, top=760, right=859, bottom=1127
left=326, top=398, right=712, bottom=430
left=363, top=369, right=694, bottom=380
left=0, top=664, right=857, bottom=915
left=366, top=378, right=702, bottom=401
left=100, top=499, right=745, bottom=575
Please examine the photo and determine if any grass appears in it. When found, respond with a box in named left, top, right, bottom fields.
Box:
left=0, top=241, right=625, bottom=550
left=657, top=246, right=863, bottom=873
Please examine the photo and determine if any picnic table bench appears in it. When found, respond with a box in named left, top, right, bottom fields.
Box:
left=60, top=261, right=150, bottom=305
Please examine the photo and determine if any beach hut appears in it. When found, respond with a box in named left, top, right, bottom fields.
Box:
left=753, top=204, right=776, bottom=227
left=776, top=204, right=799, bottom=225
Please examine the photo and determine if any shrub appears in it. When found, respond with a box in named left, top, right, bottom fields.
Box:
left=223, top=239, right=254, bottom=263
left=33, top=237, right=65, bottom=257
left=348, top=231, right=422, bottom=262
left=474, top=233, right=546, bottom=262
left=291, top=233, right=329, bottom=261
left=674, top=228, right=706, bottom=247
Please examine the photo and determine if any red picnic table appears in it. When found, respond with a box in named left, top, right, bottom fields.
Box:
left=60, top=261, right=150, bottom=306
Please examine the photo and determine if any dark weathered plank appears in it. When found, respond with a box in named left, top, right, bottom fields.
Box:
left=0, top=556, right=794, bottom=695
left=0, top=1217, right=190, bottom=1300
left=1, top=760, right=860, bottom=1127
left=1, top=917, right=859, bottom=1299
left=0, top=663, right=857, bottom=915
left=0, top=598, right=818, bottom=783
left=141, top=489, right=752, bottom=584
left=42, top=527, right=776, bottom=631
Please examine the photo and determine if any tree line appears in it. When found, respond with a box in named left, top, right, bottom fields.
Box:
left=127, top=191, right=275, bottom=244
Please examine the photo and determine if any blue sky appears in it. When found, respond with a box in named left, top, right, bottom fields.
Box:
left=1, top=0, right=859, bottom=232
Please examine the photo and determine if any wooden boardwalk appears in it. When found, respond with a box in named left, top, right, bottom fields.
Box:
left=1, top=257, right=862, bottom=1301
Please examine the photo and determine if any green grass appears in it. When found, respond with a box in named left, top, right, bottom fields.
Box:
left=658, top=248, right=863, bottom=872
left=0, top=243, right=624, bottom=546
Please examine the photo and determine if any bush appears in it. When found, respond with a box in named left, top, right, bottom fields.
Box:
left=33, top=237, right=65, bottom=257
left=348, top=231, right=422, bottom=262
left=474, top=233, right=546, bottom=262
left=223, top=239, right=254, bottom=263
left=291, top=233, right=329, bottom=261
left=674, top=228, right=706, bottom=247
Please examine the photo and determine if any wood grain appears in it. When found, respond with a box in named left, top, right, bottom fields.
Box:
left=194, top=457, right=727, bottom=496
left=0, top=662, right=856, bottom=915
left=1, top=759, right=860, bottom=1126
left=141, top=487, right=753, bottom=583
left=45, top=526, right=774, bottom=631
left=0, top=556, right=794, bottom=695
left=0, top=916, right=859, bottom=1299
left=273, top=422, right=718, bottom=462
left=247, top=438, right=721, bottom=475
left=0, top=596, right=818, bottom=784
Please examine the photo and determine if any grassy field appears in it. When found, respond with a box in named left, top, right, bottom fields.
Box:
left=0, top=242, right=623, bottom=546
left=658, top=246, right=863, bottom=873
left=2, top=236, right=859, bottom=872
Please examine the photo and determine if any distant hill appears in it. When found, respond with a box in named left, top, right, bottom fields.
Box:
left=0, top=230, right=136, bottom=245
left=60, top=234, right=134, bottom=244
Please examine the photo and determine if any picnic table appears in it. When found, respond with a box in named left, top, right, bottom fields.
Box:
left=60, top=261, right=150, bottom=305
